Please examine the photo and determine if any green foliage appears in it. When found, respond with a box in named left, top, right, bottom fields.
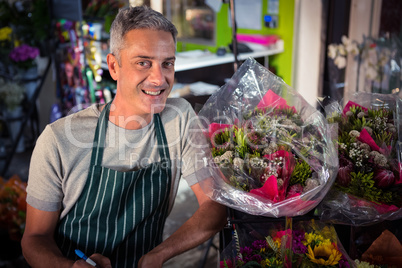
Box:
left=340, top=172, right=395, bottom=204
left=327, top=112, right=343, bottom=124
left=229, top=175, right=250, bottom=192
left=234, top=127, right=249, bottom=159
left=266, top=236, right=281, bottom=258
left=338, top=132, right=356, bottom=148
left=351, top=116, right=372, bottom=131
left=214, top=128, right=232, bottom=146
left=367, top=107, right=390, bottom=119
left=289, top=160, right=312, bottom=186
left=374, top=131, right=393, bottom=147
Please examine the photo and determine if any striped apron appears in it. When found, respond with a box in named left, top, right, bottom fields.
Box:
left=56, top=102, right=172, bottom=267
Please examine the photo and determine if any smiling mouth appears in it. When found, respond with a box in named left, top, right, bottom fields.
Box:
left=143, top=90, right=163, bottom=96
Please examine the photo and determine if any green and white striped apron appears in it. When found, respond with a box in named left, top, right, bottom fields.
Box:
left=56, top=102, right=172, bottom=267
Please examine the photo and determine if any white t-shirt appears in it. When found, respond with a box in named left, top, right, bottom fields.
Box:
left=26, top=98, right=211, bottom=219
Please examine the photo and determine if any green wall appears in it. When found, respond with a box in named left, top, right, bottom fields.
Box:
left=177, top=0, right=295, bottom=86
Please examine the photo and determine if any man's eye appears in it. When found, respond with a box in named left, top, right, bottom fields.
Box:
left=138, top=61, right=150, bottom=67
left=164, top=62, right=175, bottom=68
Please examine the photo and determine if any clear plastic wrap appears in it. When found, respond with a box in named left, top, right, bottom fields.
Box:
left=195, top=57, right=338, bottom=217
left=317, top=92, right=402, bottom=226
left=220, top=219, right=354, bottom=268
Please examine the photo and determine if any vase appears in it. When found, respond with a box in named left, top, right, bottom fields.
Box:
left=20, top=66, right=39, bottom=101
left=4, top=107, right=25, bottom=153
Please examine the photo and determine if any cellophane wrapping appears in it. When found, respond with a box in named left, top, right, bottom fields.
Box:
left=220, top=219, right=354, bottom=268
left=194, top=57, right=338, bottom=217
left=316, top=92, right=402, bottom=226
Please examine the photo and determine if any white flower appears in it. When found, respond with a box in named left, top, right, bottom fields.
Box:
left=334, top=55, right=347, bottom=69
left=347, top=42, right=359, bottom=56
left=338, top=44, right=347, bottom=56
left=341, top=35, right=350, bottom=46
left=0, top=78, right=25, bottom=111
left=327, top=44, right=338, bottom=59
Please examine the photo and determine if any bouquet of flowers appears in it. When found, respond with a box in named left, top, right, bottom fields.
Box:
left=317, top=93, right=402, bottom=225
left=220, top=219, right=353, bottom=268
left=194, top=58, right=338, bottom=217
left=0, top=175, right=27, bottom=241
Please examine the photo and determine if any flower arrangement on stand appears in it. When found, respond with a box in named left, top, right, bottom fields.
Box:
left=194, top=58, right=338, bottom=218
left=327, top=35, right=402, bottom=95
left=9, top=44, right=40, bottom=71
left=0, top=175, right=27, bottom=241
left=317, top=93, right=402, bottom=225
left=220, top=219, right=353, bottom=268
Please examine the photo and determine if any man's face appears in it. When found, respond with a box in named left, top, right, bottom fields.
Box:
left=110, top=29, right=176, bottom=119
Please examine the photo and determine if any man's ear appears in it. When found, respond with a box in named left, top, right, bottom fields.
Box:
left=107, top=53, right=119, bottom=81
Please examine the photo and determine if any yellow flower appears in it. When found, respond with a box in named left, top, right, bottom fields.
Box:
left=0, top=26, right=12, bottom=42
left=306, top=243, right=342, bottom=266
left=303, top=232, right=324, bottom=246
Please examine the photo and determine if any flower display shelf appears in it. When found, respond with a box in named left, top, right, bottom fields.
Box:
left=0, top=58, right=51, bottom=177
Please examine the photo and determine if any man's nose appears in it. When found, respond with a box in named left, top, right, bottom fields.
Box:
left=148, top=65, right=164, bottom=86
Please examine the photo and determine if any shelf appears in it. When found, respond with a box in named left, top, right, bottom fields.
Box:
left=99, top=40, right=284, bottom=72
left=175, top=40, right=284, bottom=72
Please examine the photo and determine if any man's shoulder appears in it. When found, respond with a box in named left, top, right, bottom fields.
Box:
left=43, top=104, right=99, bottom=140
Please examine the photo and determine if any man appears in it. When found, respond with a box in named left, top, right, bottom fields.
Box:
left=21, top=5, right=226, bottom=268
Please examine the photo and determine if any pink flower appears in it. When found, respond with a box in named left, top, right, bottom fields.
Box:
left=373, top=169, right=395, bottom=189
left=208, top=123, right=234, bottom=147
left=250, top=175, right=279, bottom=202
left=257, top=89, right=297, bottom=113
left=263, top=150, right=296, bottom=200
left=358, top=128, right=381, bottom=151
left=342, top=100, right=368, bottom=115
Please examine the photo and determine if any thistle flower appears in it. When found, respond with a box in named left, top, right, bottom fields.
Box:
left=337, top=156, right=354, bottom=187
left=373, top=169, right=395, bottom=188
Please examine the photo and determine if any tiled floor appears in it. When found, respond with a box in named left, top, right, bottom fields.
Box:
left=1, top=150, right=220, bottom=267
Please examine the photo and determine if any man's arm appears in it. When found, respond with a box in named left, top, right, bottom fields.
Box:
left=21, top=204, right=111, bottom=268
left=138, top=181, right=227, bottom=267
left=21, top=204, right=75, bottom=267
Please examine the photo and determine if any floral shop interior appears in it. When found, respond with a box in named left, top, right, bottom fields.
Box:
left=1, top=0, right=402, bottom=267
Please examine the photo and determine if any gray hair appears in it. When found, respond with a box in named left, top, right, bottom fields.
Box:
left=109, top=5, right=178, bottom=64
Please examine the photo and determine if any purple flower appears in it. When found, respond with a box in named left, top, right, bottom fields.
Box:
left=240, top=246, right=253, bottom=257
left=338, top=255, right=350, bottom=268
left=9, top=44, right=39, bottom=63
left=292, top=230, right=307, bottom=254
left=250, top=254, right=263, bottom=262
left=251, top=239, right=267, bottom=250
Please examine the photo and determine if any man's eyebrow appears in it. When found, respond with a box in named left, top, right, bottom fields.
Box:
left=133, top=55, right=176, bottom=61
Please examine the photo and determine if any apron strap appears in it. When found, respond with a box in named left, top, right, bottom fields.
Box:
left=90, top=101, right=111, bottom=167
left=153, top=113, right=171, bottom=164
left=90, top=103, right=171, bottom=168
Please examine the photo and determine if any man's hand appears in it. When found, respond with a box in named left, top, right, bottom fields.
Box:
left=72, top=253, right=112, bottom=268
